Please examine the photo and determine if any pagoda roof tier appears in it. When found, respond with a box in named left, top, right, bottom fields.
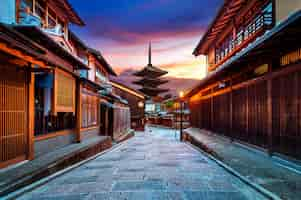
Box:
left=133, top=64, right=168, bottom=78
left=139, top=86, right=169, bottom=97
left=133, top=77, right=168, bottom=86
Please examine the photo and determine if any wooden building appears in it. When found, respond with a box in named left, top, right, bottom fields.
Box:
left=111, top=80, right=145, bottom=131
left=187, top=0, right=301, bottom=160
left=0, top=0, right=130, bottom=169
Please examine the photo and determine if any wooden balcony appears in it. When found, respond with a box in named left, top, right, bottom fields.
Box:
left=209, top=11, right=273, bottom=72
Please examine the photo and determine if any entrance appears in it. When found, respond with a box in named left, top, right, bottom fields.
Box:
left=0, top=66, right=28, bottom=168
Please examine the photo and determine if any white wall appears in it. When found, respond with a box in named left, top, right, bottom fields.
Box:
left=88, top=57, right=96, bottom=82
left=0, top=0, right=16, bottom=24
left=276, top=0, right=301, bottom=24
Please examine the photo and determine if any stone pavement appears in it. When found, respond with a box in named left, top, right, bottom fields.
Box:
left=183, top=128, right=301, bottom=200
left=0, top=136, right=111, bottom=197
left=16, top=126, right=266, bottom=200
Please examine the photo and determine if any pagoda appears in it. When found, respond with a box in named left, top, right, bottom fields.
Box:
left=133, top=43, right=169, bottom=97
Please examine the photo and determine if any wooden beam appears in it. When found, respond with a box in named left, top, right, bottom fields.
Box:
left=0, top=43, right=47, bottom=68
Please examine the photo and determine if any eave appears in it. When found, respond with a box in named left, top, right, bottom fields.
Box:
left=110, top=80, right=145, bottom=100
left=51, top=0, right=85, bottom=26
left=13, top=25, right=89, bottom=70
left=139, top=87, right=169, bottom=97
left=88, top=48, right=117, bottom=76
left=133, top=77, right=168, bottom=86
left=80, top=77, right=105, bottom=91
left=187, top=11, right=301, bottom=98
left=133, top=65, right=168, bottom=78
left=193, top=0, right=247, bottom=56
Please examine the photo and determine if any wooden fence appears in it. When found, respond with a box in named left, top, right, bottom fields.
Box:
left=112, top=106, right=131, bottom=140
left=190, top=63, right=301, bottom=159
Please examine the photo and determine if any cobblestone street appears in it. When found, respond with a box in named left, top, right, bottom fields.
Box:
left=17, top=127, right=266, bottom=200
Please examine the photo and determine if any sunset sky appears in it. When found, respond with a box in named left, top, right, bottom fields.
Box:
left=69, top=0, right=222, bottom=92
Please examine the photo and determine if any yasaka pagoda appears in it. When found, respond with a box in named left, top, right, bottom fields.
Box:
left=133, top=43, right=169, bottom=97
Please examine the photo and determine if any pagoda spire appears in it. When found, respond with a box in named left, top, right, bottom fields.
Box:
left=133, top=43, right=169, bottom=97
left=148, top=42, right=152, bottom=65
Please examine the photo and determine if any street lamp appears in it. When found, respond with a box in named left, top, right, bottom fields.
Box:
left=138, top=101, right=145, bottom=129
left=179, top=91, right=184, bottom=141
left=138, top=101, right=144, bottom=108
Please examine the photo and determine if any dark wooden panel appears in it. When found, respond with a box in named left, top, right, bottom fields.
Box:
left=232, top=88, right=247, bottom=141
left=248, top=81, right=268, bottom=148
left=272, top=72, right=301, bottom=159
left=212, top=93, right=230, bottom=136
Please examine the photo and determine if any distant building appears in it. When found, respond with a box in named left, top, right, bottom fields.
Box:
left=111, top=80, right=145, bottom=130
left=133, top=43, right=169, bottom=97
left=187, top=0, right=301, bottom=160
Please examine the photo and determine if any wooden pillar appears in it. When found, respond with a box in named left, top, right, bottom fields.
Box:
left=211, top=89, right=214, bottom=130
left=230, top=78, right=233, bottom=141
left=246, top=86, right=249, bottom=141
left=267, top=64, right=273, bottom=155
left=28, top=70, right=35, bottom=160
left=75, top=82, right=82, bottom=143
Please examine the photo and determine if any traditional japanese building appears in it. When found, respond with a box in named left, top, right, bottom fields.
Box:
left=111, top=80, right=146, bottom=131
left=133, top=43, right=169, bottom=97
left=0, top=0, right=130, bottom=169
left=187, top=0, right=301, bottom=160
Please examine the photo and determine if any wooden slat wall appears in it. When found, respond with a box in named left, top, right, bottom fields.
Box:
left=189, top=64, right=301, bottom=159
left=212, top=93, right=230, bottom=136
left=0, top=66, right=27, bottom=167
left=112, top=106, right=130, bottom=140
left=232, top=88, right=247, bottom=141
left=248, top=81, right=268, bottom=148
left=272, top=72, right=301, bottom=158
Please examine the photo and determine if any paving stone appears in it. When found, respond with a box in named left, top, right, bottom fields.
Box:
left=112, top=180, right=166, bottom=191
left=17, top=126, right=267, bottom=200
left=56, top=176, right=99, bottom=184
left=184, top=191, right=249, bottom=200
left=184, top=128, right=301, bottom=200
left=70, top=182, right=113, bottom=193
left=86, top=192, right=152, bottom=200
left=19, top=193, right=88, bottom=200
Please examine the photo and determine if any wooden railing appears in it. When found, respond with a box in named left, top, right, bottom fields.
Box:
left=211, top=10, right=273, bottom=72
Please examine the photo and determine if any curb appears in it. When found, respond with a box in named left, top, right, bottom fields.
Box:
left=115, top=130, right=135, bottom=143
left=184, top=139, right=281, bottom=200
left=2, top=136, right=134, bottom=200
left=0, top=137, right=112, bottom=198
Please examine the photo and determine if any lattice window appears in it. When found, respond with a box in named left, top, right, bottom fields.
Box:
left=81, top=94, right=98, bottom=128
left=54, top=70, right=75, bottom=114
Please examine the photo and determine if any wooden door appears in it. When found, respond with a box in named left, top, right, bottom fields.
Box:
left=0, top=66, right=28, bottom=168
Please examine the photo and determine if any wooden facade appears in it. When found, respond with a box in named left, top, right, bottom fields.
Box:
left=0, top=0, right=130, bottom=169
left=0, top=65, right=28, bottom=168
left=111, top=80, right=145, bottom=130
left=189, top=0, right=301, bottom=160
